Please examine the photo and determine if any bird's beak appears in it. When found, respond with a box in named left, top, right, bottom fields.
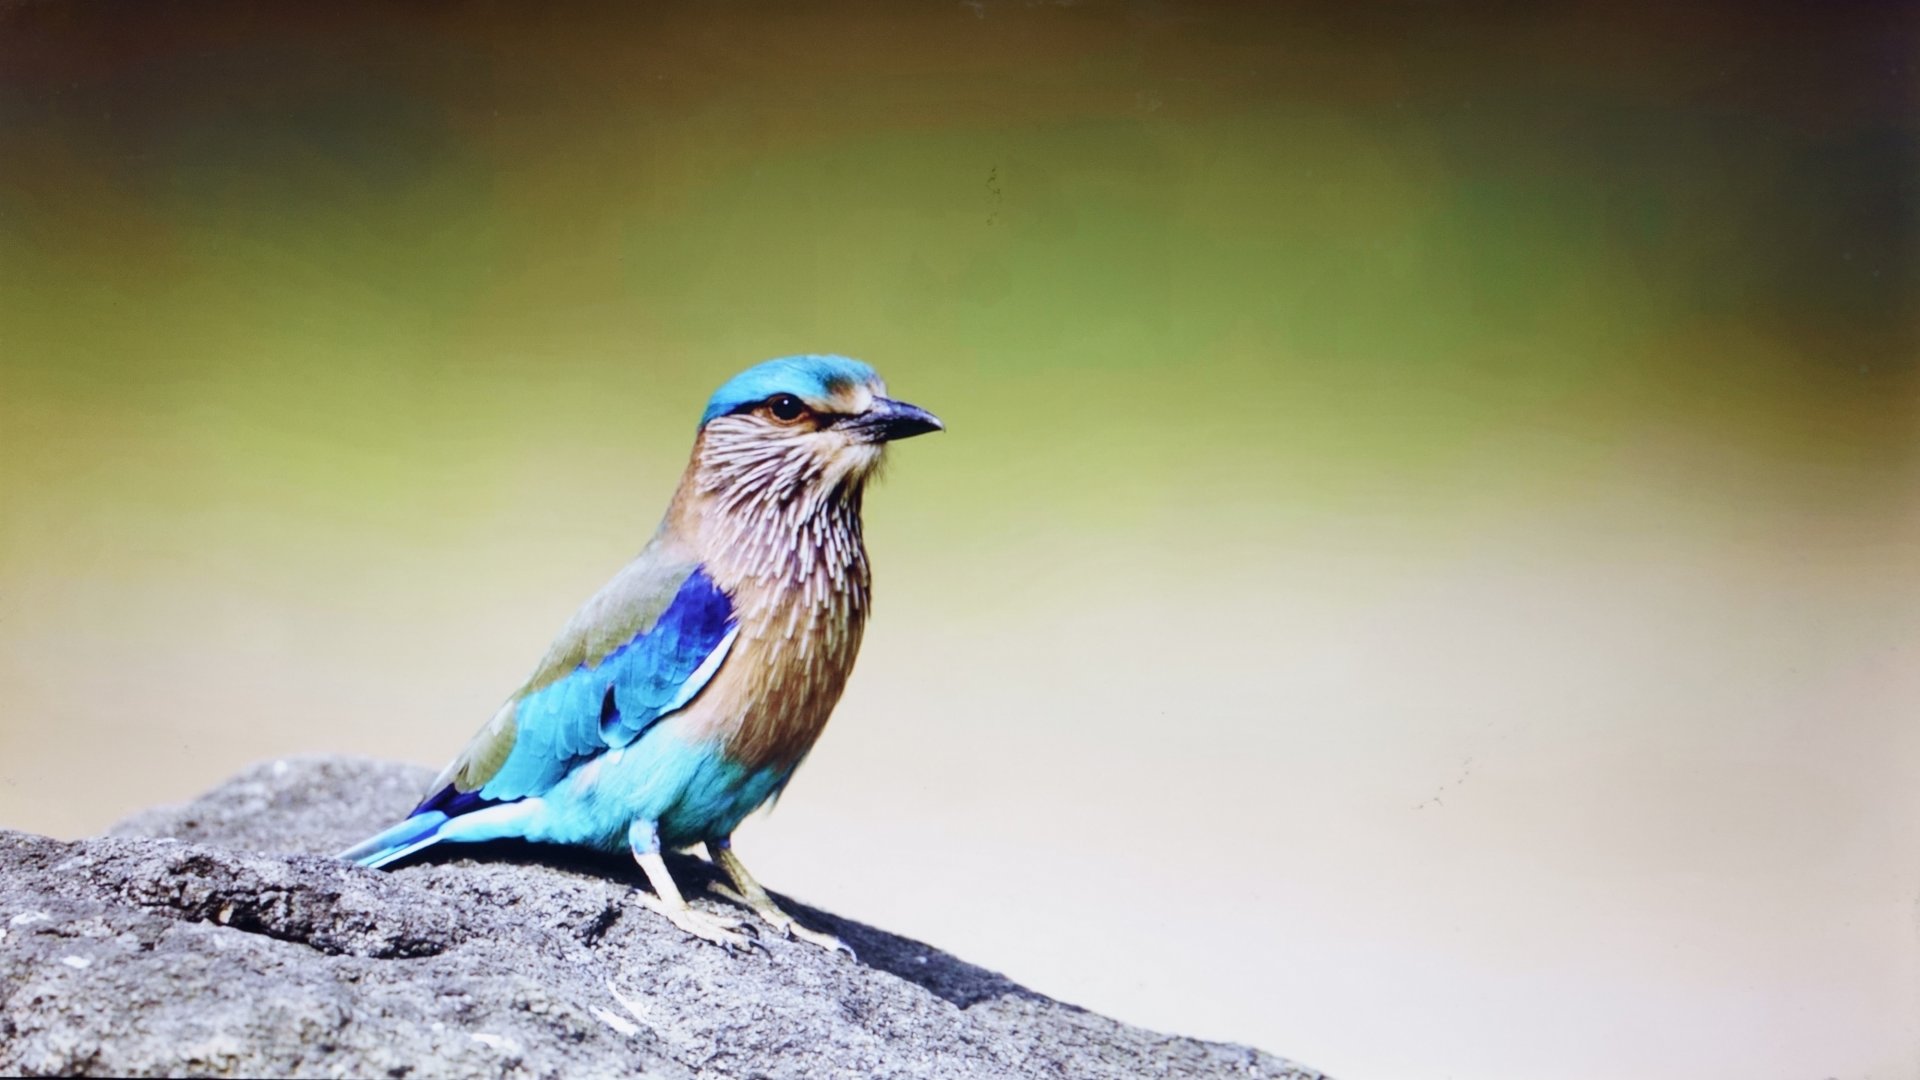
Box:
left=843, top=397, right=944, bottom=443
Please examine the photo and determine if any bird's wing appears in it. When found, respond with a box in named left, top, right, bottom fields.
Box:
left=417, top=542, right=738, bottom=811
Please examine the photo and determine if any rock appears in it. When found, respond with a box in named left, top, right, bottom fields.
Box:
left=0, top=757, right=1326, bottom=1079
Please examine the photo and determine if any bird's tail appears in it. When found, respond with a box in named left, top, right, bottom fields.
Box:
left=335, top=810, right=451, bottom=869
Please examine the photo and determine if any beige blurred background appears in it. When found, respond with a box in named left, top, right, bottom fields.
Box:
left=1, top=3, right=1915, bottom=1078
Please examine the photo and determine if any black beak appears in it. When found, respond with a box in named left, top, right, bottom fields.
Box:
left=844, top=397, right=944, bottom=443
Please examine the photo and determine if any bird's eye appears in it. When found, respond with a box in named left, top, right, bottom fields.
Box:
left=765, top=394, right=807, bottom=422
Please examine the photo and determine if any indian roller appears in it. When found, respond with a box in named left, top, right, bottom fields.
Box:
left=339, top=355, right=942, bottom=953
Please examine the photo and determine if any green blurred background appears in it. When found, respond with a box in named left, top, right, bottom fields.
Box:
left=1, top=3, right=1914, bottom=1078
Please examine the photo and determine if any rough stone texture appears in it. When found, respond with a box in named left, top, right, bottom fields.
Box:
left=0, top=757, right=1325, bottom=1079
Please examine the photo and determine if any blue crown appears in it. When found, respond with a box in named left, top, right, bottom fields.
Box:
left=700, top=355, right=880, bottom=427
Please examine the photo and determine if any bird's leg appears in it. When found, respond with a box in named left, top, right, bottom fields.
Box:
left=627, top=820, right=758, bottom=952
left=706, top=835, right=854, bottom=958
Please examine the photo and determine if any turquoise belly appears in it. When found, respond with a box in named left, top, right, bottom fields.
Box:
left=535, top=729, right=789, bottom=851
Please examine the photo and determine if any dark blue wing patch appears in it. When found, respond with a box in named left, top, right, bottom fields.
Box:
left=472, top=566, right=738, bottom=804
left=597, top=568, right=736, bottom=744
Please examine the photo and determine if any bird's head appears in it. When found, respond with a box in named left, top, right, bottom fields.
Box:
left=691, top=355, right=942, bottom=506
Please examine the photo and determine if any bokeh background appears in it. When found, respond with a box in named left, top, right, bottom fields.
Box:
left=2, top=2, right=1915, bottom=1077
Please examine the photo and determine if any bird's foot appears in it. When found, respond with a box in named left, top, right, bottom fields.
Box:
left=633, top=889, right=763, bottom=953
left=709, top=882, right=855, bottom=959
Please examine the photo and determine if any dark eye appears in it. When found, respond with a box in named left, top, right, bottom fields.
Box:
left=766, top=394, right=807, bottom=422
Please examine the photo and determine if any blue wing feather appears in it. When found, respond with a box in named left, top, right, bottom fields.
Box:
left=460, top=566, right=737, bottom=806
left=603, top=569, right=735, bottom=744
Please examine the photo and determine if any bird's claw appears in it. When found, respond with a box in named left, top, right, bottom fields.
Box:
left=721, top=927, right=769, bottom=957
left=705, top=881, right=855, bottom=959
left=676, top=909, right=762, bottom=954
left=633, top=889, right=762, bottom=953
left=795, top=924, right=857, bottom=960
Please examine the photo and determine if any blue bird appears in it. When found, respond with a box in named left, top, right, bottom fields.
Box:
left=339, top=355, right=941, bottom=952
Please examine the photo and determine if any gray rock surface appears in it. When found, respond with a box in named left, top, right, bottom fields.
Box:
left=0, top=757, right=1325, bottom=1079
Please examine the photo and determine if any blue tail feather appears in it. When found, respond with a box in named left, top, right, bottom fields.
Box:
left=335, top=810, right=450, bottom=869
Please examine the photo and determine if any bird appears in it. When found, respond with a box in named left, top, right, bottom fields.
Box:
left=338, top=354, right=942, bottom=953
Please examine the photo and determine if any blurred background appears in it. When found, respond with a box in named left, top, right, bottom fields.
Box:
left=1, top=2, right=1915, bottom=1077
